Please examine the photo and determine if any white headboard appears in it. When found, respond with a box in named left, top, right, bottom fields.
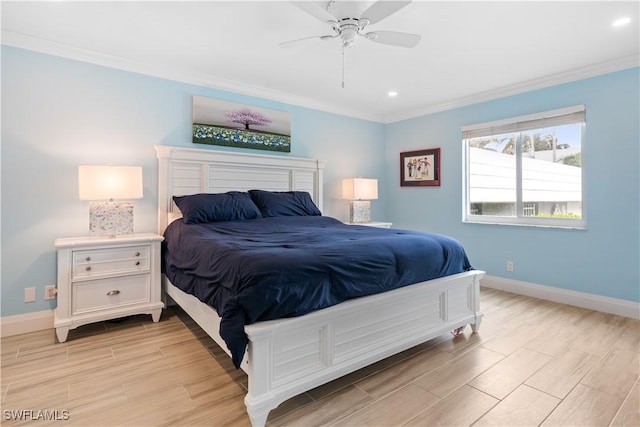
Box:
left=155, top=145, right=325, bottom=234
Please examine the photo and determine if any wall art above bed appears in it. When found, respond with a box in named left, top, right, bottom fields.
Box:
left=400, top=147, right=441, bottom=187
left=192, top=95, right=291, bottom=152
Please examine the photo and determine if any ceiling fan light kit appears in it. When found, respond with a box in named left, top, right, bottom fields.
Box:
left=284, top=0, right=421, bottom=87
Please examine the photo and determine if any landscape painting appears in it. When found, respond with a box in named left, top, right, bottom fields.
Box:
left=192, top=95, right=291, bottom=152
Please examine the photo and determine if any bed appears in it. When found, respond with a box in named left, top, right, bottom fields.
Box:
left=156, top=145, right=484, bottom=426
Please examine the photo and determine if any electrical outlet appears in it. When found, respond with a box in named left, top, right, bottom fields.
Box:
left=24, top=287, right=36, bottom=303
left=506, top=261, right=514, bottom=272
left=45, top=285, right=57, bottom=300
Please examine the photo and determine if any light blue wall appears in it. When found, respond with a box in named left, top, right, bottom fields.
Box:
left=2, top=46, right=638, bottom=319
left=0, top=46, right=385, bottom=316
left=385, top=68, right=640, bottom=302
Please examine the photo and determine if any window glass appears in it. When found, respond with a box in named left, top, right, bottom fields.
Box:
left=463, top=107, right=585, bottom=228
left=468, top=132, right=517, bottom=217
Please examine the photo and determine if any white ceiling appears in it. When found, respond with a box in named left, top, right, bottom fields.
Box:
left=2, top=1, right=639, bottom=123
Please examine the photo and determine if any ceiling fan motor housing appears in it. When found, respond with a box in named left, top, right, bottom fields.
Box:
left=337, top=18, right=361, bottom=47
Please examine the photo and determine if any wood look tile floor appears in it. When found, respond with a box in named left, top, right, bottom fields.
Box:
left=2, top=287, right=639, bottom=426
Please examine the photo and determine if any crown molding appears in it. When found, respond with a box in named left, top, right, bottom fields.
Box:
left=383, top=54, right=640, bottom=124
left=3, top=30, right=637, bottom=125
left=1, top=30, right=383, bottom=123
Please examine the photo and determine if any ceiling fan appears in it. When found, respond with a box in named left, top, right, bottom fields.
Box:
left=281, top=1, right=421, bottom=87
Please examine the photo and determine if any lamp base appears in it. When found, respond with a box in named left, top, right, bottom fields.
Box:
left=349, top=200, right=371, bottom=223
left=89, top=201, right=134, bottom=237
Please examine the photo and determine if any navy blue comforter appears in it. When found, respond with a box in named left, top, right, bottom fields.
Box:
left=162, top=216, right=473, bottom=367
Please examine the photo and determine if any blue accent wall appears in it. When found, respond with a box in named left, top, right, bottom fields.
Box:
left=385, top=68, right=639, bottom=302
left=1, top=45, right=638, bottom=318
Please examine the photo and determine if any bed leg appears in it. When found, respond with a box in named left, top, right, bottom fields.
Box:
left=471, top=318, right=482, bottom=334
left=246, top=405, right=269, bottom=427
left=245, top=393, right=272, bottom=427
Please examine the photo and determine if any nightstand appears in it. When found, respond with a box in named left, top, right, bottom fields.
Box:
left=54, top=233, right=164, bottom=342
left=347, top=221, right=393, bottom=229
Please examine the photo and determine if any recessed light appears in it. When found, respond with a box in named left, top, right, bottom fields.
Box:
left=388, top=91, right=398, bottom=97
left=612, top=17, right=631, bottom=27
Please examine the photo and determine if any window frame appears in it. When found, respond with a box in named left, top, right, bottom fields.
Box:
left=462, top=105, right=586, bottom=229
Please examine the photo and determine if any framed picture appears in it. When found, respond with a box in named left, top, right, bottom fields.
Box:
left=400, top=148, right=441, bottom=187
left=192, top=95, right=291, bottom=152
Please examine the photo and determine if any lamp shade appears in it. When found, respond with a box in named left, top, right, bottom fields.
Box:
left=78, top=165, right=143, bottom=200
left=342, top=178, right=378, bottom=200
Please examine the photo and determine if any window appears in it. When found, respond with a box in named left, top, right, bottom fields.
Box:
left=463, top=105, right=585, bottom=228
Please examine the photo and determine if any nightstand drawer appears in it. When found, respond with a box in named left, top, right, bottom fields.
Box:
left=72, top=245, right=149, bottom=279
left=72, top=274, right=150, bottom=315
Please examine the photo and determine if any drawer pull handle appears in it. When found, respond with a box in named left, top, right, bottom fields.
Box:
left=85, top=266, right=91, bottom=271
left=135, top=261, right=141, bottom=266
left=106, top=290, right=120, bottom=296
left=135, top=252, right=141, bottom=257
left=85, top=256, right=91, bottom=261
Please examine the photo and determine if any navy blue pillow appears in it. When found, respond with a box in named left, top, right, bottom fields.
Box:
left=248, top=190, right=321, bottom=217
left=173, top=192, right=262, bottom=224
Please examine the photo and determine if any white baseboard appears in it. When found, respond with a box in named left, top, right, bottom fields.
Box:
left=1, top=278, right=638, bottom=338
left=481, top=275, right=640, bottom=320
left=0, top=309, right=54, bottom=338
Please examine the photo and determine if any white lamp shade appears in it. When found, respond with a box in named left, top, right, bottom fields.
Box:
left=78, top=165, right=143, bottom=200
left=342, top=178, right=378, bottom=200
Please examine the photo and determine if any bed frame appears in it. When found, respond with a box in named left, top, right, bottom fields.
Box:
left=156, top=145, right=484, bottom=426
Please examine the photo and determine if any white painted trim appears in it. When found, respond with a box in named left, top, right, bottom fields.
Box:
left=1, top=310, right=54, bottom=338
left=2, top=275, right=635, bottom=339
left=1, top=30, right=382, bottom=123
left=481, top=275, right=640, bottom=320
left=3, top=30, right=638, bottom=125
left=383, top=55, right=640, bottom=123
left=4, top=276, right=636, bottom=338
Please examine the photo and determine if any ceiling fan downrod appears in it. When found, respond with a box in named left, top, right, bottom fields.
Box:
left=341, top=45, right=345, bottom=88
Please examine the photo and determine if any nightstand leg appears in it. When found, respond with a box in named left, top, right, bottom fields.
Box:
left=151, top=308, right=162, bottom=323
left=56, top=326, right=69, bottom=343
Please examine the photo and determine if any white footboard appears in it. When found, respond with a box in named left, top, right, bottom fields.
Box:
left=242, top=270, right=484, bottom=426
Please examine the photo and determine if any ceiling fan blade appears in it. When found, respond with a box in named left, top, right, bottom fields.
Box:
left=360, top=1, right=412, bottom=25
left=279, top=34, right=337, bottom=48
left=290, top=1, right=336, bottom=23
left=365, top=30, right=421, bottom=48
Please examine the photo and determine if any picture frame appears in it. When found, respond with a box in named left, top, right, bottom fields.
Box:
left=192, top=95, right=291, bottom=152
left=400, top=148, right=441, bottom=187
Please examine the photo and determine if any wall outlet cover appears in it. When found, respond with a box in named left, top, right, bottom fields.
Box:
left=24, top=287, right=36, bottom=303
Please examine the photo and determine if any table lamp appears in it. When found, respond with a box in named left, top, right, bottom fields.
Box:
left=342, top=178, right=378, bottom=223
left=78, top=165, right=143, bottom=237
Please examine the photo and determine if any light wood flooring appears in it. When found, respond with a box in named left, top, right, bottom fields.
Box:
left=2, top=287, right=639, bottom=426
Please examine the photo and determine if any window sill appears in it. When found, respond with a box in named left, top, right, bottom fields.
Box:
left=463, top=217, right=586, bottom=230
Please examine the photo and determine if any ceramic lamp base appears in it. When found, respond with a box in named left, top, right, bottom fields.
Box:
left=349, top=200, right=371, bottom=223
left=89, top=201, right=134, bottom=237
